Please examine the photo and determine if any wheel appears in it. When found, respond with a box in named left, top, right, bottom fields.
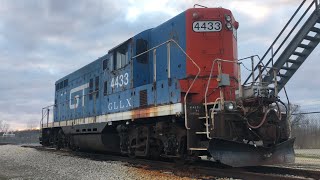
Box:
left=128, top=139, right=136, bottom=158
left=56, top=129, right=64, bottom=150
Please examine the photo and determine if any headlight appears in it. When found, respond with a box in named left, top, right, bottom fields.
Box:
left=225, top=102, right=235, bottom=111
left=193, top=12, right=198, bottom=19
left=225, top=15, right=232, bottom=22
left=226, top=23, right=233, bottom=30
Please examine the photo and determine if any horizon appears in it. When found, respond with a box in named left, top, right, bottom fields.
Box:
left=0, top=0, right=320, bottom=130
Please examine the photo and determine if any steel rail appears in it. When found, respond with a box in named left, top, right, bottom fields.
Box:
left=24, top=145, right=320, bottom=180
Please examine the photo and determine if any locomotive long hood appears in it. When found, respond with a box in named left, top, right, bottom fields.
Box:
left=208, top=138, right=295, bottom=167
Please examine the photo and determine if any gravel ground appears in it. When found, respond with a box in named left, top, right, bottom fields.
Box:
left=5, top=145, right=319, bottom=179
left=291, top=149, right=320, bottom=169
left=0, top=145, right=196, bottom=180
left=295, top=149, right=320, bottom=157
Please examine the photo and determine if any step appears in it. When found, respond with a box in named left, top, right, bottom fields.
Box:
left=292, top=51, right=307, bottom=57
left=204, top=123, right=210, bottom=127
left=277, top=73, right=288, bottom=78
left=281, top=66, right=297, bottom=71
left=189, top=148, right=208, bottom=151
left=195, top=131, right=209, bottom=135
left=310, top=27, right=320, bottom=34
left=203, top=102, right=219, bottom=106
left=304, top=35, right=320, bottom=42
left=287, top=59, right=303, bottom=64
left=298, top=44, right=313, bottom=49
left=198, top=116, right=209, bottom=119
left=273, top=80, right=283, bottom=85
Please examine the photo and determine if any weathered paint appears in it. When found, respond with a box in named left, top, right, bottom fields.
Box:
left=183, top=8, right=239, bottom=103
left=42, top=103, right=183, bottom=128
left=47, top=7, right=238, bottom=128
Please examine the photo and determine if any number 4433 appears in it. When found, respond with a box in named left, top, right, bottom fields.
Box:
left=111, top=73, right=129, bottom=88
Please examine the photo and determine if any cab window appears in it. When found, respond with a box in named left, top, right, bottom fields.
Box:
left=109, top=41, right=130, bottom=71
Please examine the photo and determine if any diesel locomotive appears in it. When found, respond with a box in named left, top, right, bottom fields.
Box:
left=40, top=6, right=295, bottom=167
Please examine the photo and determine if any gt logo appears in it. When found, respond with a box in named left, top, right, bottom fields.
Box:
left=69, top=83, right=89, bottom=109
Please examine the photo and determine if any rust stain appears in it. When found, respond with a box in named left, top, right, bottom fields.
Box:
left=131, top=106, right=160, bottom=120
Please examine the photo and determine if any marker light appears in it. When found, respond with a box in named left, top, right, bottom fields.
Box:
left=225, top=15, right=232, bottom=22
left=226, top=23, right=233, bottom=30
left=193, top=12, right=199, bottom=19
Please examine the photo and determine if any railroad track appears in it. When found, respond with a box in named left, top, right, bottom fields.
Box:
left=23, top=145, right=320, bottom=180
left=0, top=142, right=16, bottom=145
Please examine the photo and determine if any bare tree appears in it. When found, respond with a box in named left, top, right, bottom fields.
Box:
left=0, top=119, right=3, bottom=132
left=27, top=120, right=37, bottom=130
left=2, top=123, right=9, bottom=133
left=288, top=104, right=308, bottom=129
left=0, top=120, right=10, bottom=133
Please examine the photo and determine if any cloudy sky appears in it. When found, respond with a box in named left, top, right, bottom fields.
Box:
left=0, top=0, right=319, bottom=130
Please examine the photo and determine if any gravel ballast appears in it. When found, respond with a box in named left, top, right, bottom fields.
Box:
left=0, top=145, right=193, bottom=180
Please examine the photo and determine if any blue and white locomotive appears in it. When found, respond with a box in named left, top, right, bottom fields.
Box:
left=41, top=7, right=294, bottom=167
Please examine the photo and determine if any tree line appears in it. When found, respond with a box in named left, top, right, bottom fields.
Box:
left=0, top=120, right=10, bottom=134
left=289, top=104, right=320, bottom=149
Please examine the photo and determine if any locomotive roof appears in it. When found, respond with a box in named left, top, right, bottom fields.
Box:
left=108, top=38, right=132, bottom=53
left=55, top=53, right=108, bottom=84
left=55, top=7, right=231, bottom=85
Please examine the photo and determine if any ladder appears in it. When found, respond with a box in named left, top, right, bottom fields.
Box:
left=187, top=59, right=237, bottom=151
left=244, top=0, right=320, bottom=94
left=186, top=104, right=212, bottom=151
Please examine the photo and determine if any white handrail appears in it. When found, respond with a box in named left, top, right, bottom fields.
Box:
left=204, top=58, right=240, bottom=138
left=131, top=39, right=201, bottom=129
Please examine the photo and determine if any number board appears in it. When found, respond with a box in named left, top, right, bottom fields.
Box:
left=192, top=21, right=222, bottom=32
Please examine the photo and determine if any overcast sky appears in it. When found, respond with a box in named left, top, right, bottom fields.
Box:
left=0, top=0, right=319, bottom=130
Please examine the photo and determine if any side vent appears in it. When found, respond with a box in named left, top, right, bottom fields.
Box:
left=139, top=90, right=148, bottom=107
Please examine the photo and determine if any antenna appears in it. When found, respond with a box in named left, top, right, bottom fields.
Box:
left=193, top=4, right=208, bottom=8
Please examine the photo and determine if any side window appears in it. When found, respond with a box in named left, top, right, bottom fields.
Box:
left=103, top=59, right=108, bottom=70
left=125, top=51, right=128, bottom=66
left=89, top=78, right=93, bottom=100
left=109, top=41, right=130, bottom=71
left=59, top=82, right=63, bottom=90
left=95, top=76, right=99, bottom=98
left=89, top=78, right=93, bottom=88
left=136, top=39, right=148, bottom=63
left=116, top=50, right=128, bottom=69
left=56, top=79, right=68, bottom=91
left=63, top=79, right=68, bottom=88
left=110, top=54, right=115, bottom=71
left=116, top=52, right=122, bottom=69
left=104, top=81, right=108, bottom=96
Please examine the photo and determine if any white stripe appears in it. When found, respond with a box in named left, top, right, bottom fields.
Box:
left=42, top=103, right=183, bottom=128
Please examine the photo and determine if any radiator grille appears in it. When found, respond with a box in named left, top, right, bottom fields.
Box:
left=139, top=90, right=148, bottom=107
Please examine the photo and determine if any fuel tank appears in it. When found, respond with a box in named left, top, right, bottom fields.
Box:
left=73, top=133, right=120, bottom=152
left=63, top=123, right=121, bottom=153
